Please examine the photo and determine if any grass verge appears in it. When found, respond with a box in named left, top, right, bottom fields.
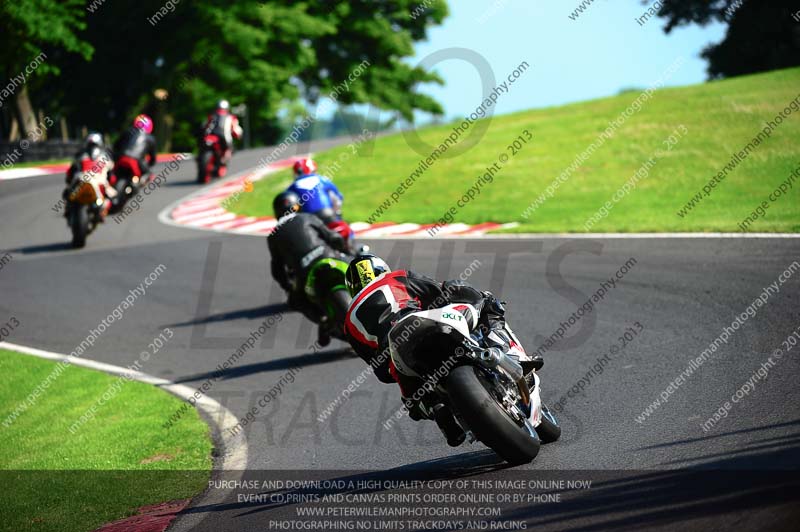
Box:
left=0, top=349, right=212, bottom=532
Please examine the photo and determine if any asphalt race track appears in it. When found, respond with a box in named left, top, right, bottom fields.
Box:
left=2, top=144, right=799, bottom=531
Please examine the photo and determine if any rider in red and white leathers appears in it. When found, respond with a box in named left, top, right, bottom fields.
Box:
left=342, top=253, right=537, bottom=446
left=65, top=133, right=116, bottom=217
left=203, top=99, right=243, bottom=166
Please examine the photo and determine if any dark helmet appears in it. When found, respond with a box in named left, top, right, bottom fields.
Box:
left=272, top=191, right=301, bottom=219
left=345, top=253, right=391, bottom=297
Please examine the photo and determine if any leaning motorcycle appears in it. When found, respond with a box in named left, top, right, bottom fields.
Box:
left=197, top=134, right=223, bottom=183
left=388, top=303, right=561, bottom=464
left=64, top=173, right=107, bottom=248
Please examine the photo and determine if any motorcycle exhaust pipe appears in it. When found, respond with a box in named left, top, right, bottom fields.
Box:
left=479, top=348, right=524, bottom=382
left=478, top=348, right=530, bottom=406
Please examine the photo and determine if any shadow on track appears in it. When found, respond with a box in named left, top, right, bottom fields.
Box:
left=634, top=419, right=800, bottom=451
left=165, top=303, right=289, bottom=329
left=8, top=242, right=74, bottom=255
left=634, top=418, right=800, bottom=470
left=498, top=465, right=800, bottom=531
left=493, top=421, right=800, bottom=531
left=659, top=432, right=800, bottom=467
left=172, top=347, right=353, bottom=384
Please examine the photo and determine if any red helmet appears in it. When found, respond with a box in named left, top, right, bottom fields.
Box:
left=133, top=114, right=153, bottom=134
left=293, top=158, right=317, bottom=177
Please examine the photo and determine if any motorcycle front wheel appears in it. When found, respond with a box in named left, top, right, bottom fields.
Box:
left=536, top=402, right=561, bottom=443
left=446, top=365, right=540, bottom=465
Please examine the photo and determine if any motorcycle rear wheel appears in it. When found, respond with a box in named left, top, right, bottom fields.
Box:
left=446, top=365, right=540, bottom=464
left=69, top=204, right=90, bottom=248
left=198, top=150, right=213, bottom=183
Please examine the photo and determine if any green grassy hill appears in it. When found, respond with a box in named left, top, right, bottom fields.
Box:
left=233, top=67, right=800, bottom=233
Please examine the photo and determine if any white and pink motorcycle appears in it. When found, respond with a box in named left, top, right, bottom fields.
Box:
left=388, top=303, right=560, bottom=464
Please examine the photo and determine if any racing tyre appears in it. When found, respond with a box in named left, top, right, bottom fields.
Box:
left=198, top=151, right=213, bottom=183
left=446, top=365, right=540, bottom=464
left=536, top=402, right=561, bottom=443
left=70, top=205, right=89, bottom=248
left=329, top=289, right=351, bottom=326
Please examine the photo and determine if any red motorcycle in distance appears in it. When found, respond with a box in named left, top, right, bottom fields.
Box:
left=197, top=134, right=226, bottom=183
left=111, top=155, right=149, bottom=206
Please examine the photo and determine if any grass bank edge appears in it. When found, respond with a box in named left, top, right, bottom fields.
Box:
left=0, top=348, right=212, bottom=532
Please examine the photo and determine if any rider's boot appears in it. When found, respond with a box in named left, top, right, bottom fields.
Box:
left=317, top=317, right=331, bottom=347
left=403, top=394, right=465, bottom=446
left=432, top=404, right=466, bottom=447
left=395, top=370, right=465, bottom=446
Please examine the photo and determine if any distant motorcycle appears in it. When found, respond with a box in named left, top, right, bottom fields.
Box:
left=111, top=155, right=147, bottom=207
left=197, top=134, right=224, bottom=183
left=388, top=303, right=561, bottom=464
left=64, top=160, right=111, bottom=248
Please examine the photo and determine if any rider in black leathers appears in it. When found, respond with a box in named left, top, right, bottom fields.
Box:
left=112, top=116, right=157, bottom=178
left=267, top=192, right=350, bottom=343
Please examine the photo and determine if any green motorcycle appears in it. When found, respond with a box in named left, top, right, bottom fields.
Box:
left=303, top=256, right=352, bottom=341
